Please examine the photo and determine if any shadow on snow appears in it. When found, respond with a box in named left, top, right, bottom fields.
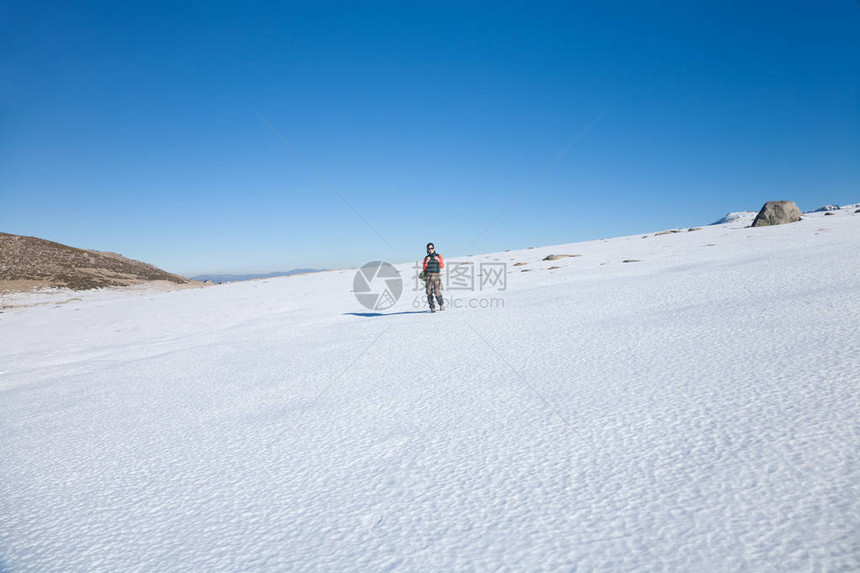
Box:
left=344, top=310, right=431, bottom=317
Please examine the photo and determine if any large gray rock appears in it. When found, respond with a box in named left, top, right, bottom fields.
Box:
left=751, top=201, right=803, bottom=227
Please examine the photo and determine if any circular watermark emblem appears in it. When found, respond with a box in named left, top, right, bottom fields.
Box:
left=353, top=261, right=403, bottom=311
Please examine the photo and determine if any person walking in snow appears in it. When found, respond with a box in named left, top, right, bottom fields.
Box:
left=422, top=242, right=445, bottom=312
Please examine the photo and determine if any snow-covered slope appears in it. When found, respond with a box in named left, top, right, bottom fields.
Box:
left=2, top=208, right=858, bottom=571
left=710, top=211, right=757, bottom=225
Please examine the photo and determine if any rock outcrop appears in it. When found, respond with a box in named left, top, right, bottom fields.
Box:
left=542, top=254, right=581, bottom=261
left=751, top=201, right=803, bottom=227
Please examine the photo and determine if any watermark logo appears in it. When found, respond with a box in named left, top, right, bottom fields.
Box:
left=409, top=260, right=508, bottom=310
left=411, top=294, right=505, bottom=309
left=353, top=261, right=403, bottom=310
left=411, top=261, right=507, bottom=292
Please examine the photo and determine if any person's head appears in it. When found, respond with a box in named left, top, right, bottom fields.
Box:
left=426, top=242, right=435, bottom=253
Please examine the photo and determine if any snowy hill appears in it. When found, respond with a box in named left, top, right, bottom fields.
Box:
left=1, top=207, right=858, bottom=571
left=0, top=232, right=197, bottom=292
left=710, top=211, right=757, bottom=225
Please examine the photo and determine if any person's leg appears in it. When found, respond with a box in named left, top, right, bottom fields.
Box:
left=433, top=274, right=444, bottom=308
left=425, top=277, right=436, bottom=310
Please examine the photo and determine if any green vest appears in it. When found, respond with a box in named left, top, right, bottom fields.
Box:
left=425, top=253, right=442, bottom=274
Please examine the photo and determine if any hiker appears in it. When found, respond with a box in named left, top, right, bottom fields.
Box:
left=422, top=242, right=445, bottom=312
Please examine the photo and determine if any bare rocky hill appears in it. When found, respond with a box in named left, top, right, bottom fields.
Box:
left=0, top=232, right=198, bottom=292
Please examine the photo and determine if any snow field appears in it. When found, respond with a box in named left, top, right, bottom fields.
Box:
left=1, top=208, right=858, bottom=571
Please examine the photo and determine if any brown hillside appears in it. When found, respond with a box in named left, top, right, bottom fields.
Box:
left=0, top=232, right=197, bottom=292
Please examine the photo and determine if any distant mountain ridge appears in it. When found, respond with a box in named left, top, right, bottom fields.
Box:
left=0, top=232, right=196, bottom=292
left=191, top=270, right=325, bottom=283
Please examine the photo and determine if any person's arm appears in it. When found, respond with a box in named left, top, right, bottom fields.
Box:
left=437, top=255, right=444, bottom=269
left=422, top=256, right=429, bottom=271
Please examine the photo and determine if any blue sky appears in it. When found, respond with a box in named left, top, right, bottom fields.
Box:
left=2, top=1, right=858, bottom=275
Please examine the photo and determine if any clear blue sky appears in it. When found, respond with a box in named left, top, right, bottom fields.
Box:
left=2, top=1, right=858, bottom=275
